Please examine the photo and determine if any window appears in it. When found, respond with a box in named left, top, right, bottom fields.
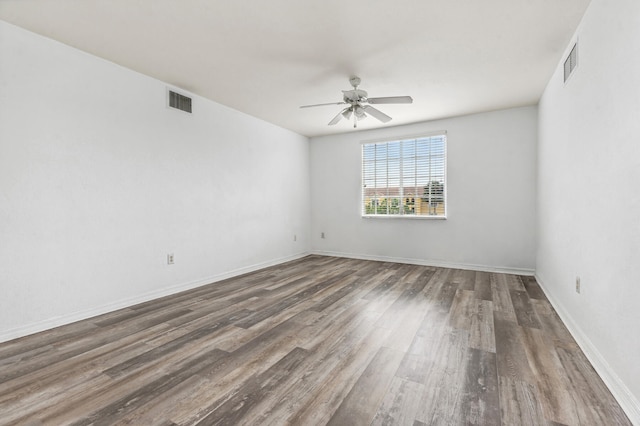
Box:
left=362, top=133, right=446, bottom=218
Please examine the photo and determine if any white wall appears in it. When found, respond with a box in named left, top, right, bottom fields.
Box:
left=0, top=21, right=310, bottom=342
left=310, top=106, right=537, bottom=273
left=537, top=0, right=640, bottom=421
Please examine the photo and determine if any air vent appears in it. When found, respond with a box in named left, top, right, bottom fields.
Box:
left=168, top=90, right=192, bottom=113
left=564, top=43, right=578, bottom=83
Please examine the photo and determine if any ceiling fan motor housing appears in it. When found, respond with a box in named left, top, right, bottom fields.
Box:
left=343, top=89, right=368, bottom=104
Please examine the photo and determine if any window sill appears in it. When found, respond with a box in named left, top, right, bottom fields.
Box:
left=362, top=215, right=447, bottom=220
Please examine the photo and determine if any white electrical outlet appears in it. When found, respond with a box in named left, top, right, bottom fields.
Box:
left=167, top=253, right=175, bottom=265
left=575, top=276, right=580, bottom=293
left=294, top=234, right=297, bottom=242
left=321, top=232, right=325, bottom=239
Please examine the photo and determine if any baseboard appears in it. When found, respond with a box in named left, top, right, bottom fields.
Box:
left=535, top=274, right=640, bottom=425
left=311, top=250, right=535, bottom=276
left=0, top=251, right=310, bottom=344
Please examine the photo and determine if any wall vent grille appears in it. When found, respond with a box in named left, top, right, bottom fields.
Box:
left=168, top=90, right=192, bottom=113
left=564, top=43, right=578, bottom=83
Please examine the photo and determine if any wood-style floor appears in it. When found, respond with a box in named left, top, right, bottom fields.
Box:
left=0, top=255, right=631, bottom=425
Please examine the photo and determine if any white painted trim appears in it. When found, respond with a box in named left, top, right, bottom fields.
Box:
left=0, top=252, right=310, bottom=344
left=361, top=215, right=447, bottom=220
left=360, top=130, right=448, bottom=145
left=311, top=250, right=535, bottom=276
left=535, top=275, right=640, bottom=425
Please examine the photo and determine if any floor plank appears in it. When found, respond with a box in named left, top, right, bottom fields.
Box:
left=494, top=311, right=536, bottom=384
left=327, top=346, right=404, bottom=426
left=474, top=271, right=493, bottom=301
left=469, top=299, right=496, bottom=353
left=0, top=255, right=631, bottom=425
left=520, top=275, right=547, bottom=300
left=520, top=326, right=579, bottom=424
left=463, top=348, right=501, bottom=425
left=371, top=377, right=425, bottom=426
left=491, top=274, right=517, bottom=321
left=509, top=289, right=542, bottom=329
left=498, top=375, right=546, bottom=426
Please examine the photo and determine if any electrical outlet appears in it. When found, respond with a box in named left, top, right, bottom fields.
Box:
left=321, top=232, right=325, bottom=239
left=167, top=253, right=175, bottom=265
left=293, top=234, right=297, bottom=242
left=575, top=276, right=580, bottom=293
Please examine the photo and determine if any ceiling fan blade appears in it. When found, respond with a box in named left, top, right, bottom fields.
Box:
left=364, top=105, right=392, bottom=123
left=367, top=96, right=413, bottom=105
left=328, top=109, right=346, bottom=125
left=300, top=101, right=347, bottom=109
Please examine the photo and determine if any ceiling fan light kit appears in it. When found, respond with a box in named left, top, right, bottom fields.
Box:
left=300, top=76, right=413, bottom=128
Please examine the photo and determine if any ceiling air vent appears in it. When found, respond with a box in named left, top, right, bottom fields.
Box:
left=564, top=43, right=578, bottom=83
left=168, top=90, right=192, bottom=113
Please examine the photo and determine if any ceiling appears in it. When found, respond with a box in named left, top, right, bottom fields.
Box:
left=0, top=0, right=590, bottom=138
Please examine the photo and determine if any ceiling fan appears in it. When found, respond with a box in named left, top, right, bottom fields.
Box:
left=300, top=76, right=413, bottom=128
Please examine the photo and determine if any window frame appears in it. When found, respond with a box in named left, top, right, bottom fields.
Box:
left=360, top=131, right=447, bottom=220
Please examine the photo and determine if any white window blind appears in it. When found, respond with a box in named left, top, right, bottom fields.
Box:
left=362, top=134, right=446, bottom=217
